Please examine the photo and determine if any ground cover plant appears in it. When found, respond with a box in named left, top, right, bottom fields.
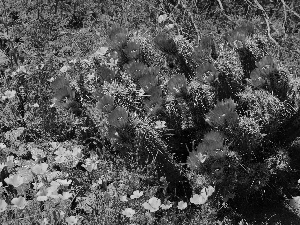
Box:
left=1, top=0, right=300, bottom=224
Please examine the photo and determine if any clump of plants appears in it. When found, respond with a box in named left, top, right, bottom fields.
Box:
left=1, top=1, right=300, bottom=224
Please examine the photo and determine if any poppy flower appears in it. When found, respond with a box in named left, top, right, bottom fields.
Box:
left=65, top=216, right=78, bottom=225
left=4, top=174, right=24, bottom=187
left=0, top=143, right=6, bottom=149
left=120, top=195, right=128, bottom=202
left=96, top=95, right=115, bottom=113
left=11, top=196, right=27, bottom=209
left=2, top=90, right=16, bottom=100
left=130, top=190, right=143, bottom=199
left=94, top=47, right=109, bottom=57
left=177, top=201, right=187, bottom=210
left=167, top=74, right=187, bottom=96
left=160, top=201, right=172, bottom=210
left=0, top=199, right=7, bottom=212
left=142, top=197, right=161, bottom=212
left=158, top=14, right=168, bottom=24
left=108, top=106, right=128, bottom=128
left=59, top=192, right=73, bottom=200
left=154, top=121, right=166, bottom=129
left=122, top=208, right=135, bottom=218
left=60, top=65, right=71, bottom=73
left=201, top=186, right=215, bottom=197
left=32, top=163, right=48, bottom=175
left=190, top=194, right=207, bottom=205
left=55, top=179, right=72, bottom=186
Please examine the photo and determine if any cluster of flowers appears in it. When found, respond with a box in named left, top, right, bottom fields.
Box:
left=121, top=185, right=215, bottom=218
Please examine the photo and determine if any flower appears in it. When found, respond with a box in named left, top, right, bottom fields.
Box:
left=122, top=208, right=135, bottom=218
left=160, top=201, right=172, bottom=210
left=94, top=47, right=109, bottom=56
left=203, top=186, right=215, bottom=198
left=177, top=201, right=187, bottom=210
left=190, top=194, right=207, bottom=205
left=0, top=199, right=8, bottom=212
left=96, top=95, right=115, bottom=113
left=167, top=75, right=187, bottom=96
left=120, top=195, right=128, bottom=202
left=2, top=90, right=16, bottom=100
left=82, top=158, right=99, bottom=172
left=11, top=196, right=27, bottom=209
left=123, top=42, right=140, bottom=60
left=4, top=174, right=24, bottom=187
left=65, top=216, right=78, bottom=225
left=41, top=218, right=49, bottom=225
left=138, top=74, right=158, bottom=92
left=154, top=121, right=166, bottom=129
left=55, top=179, right=72, bottom=186
left=142, top=197, right=161, bottom=212
left=205, top=98, right=239, bottom=127
left=6, top=155, right=14, bottom=167
left=158, top=14, right=168, bottom=24
left=130, top=190, right=143, bottom=199
left=59, top=192, right=73, bottom=200
left=32, top=163, right=48, bottom=175
left=0, top=143, right=6, bottom=149
left=108, top=106, right=128, bottom=128
left=60, top=65, right=71, bottom=73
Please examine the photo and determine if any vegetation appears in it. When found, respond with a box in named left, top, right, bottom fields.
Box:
left=1, top=0, right=300, bottom=224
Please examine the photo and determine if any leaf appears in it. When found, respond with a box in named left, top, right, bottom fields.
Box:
left=0, top=50, right=8, bottom=65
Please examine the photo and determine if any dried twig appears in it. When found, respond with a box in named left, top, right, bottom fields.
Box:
left=280, top=0, right=300, bottom=20
left=252, top=0, right=281, bottom=48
